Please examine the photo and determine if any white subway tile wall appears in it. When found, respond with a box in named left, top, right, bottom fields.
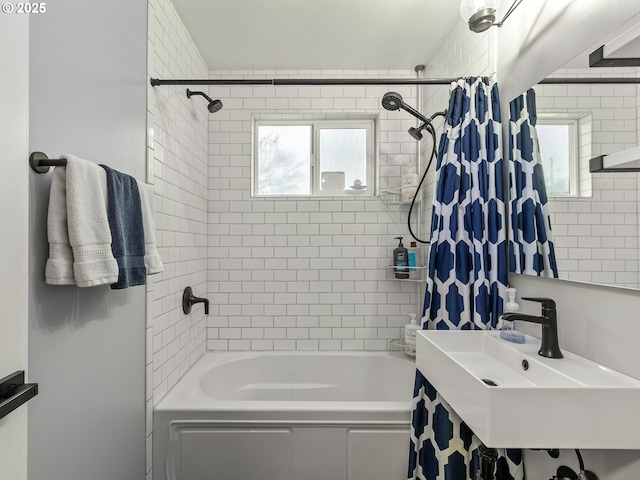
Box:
left=147, top=0, right=209, bottom=477
left=539, top=68, right=639, bottom=288
left=206, top=69, right=426, bottom=351
left=418, top=20, right=497, bottom=270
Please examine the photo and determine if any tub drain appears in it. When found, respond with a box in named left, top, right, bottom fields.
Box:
left=482, top=378, right=498, bottom=387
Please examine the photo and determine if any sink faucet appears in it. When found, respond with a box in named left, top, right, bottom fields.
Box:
left=501, top=297, right=563, bottom=359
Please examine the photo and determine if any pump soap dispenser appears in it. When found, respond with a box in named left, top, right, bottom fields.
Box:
left=500, top=287, right=524, bottom=344
left=393, top=237, right=409, bottom=279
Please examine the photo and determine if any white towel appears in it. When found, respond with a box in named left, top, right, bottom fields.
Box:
left=45, top=167, right=75, bottom=285
left=64, top=155, right=119, bottom=287
left=136, top=181, right=164, bottom=274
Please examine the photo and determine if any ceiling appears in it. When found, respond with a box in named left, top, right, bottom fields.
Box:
left=170, top=0, right=461, bottom=71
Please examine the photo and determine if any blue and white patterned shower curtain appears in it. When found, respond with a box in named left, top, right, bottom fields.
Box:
left=509, top=89, right=558, bottom=277
left=407, top=78, right=524, bottom=480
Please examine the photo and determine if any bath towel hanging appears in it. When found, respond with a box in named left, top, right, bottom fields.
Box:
left=100, top=164, right=147, bottom=289
left=137, top=181, right=164, bottom=275
left=44, top=167, right=75, bottom=285
left=45, top=155, right=119, bottom=287
left=407, top=77, right=524, bottom=480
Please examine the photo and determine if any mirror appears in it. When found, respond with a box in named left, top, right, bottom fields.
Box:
left=509, top=21, right=640, bottom=290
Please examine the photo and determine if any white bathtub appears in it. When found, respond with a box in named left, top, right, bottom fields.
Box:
left=154, top=351, right=415, bottom=480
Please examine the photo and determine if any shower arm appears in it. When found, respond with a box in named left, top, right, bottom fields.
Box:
left=399, top=102, right=430, bottom=125
left=414, top=110, right=448, bottom=135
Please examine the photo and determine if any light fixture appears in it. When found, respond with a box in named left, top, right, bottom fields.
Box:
left=460, top=0, right=524, bottom=33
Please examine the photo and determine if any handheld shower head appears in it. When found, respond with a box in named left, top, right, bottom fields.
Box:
left=381, top=91, right=429, bottom=124
left=186, top=89, right=224, bottom=114
left=407, top=111, right=447, bottom=141
left=408, top=126, right=424, bottom=141
left=381, top=92, right=403, bottom=111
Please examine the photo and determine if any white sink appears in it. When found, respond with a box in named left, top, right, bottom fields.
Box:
left=416, top=330, right=640, bottom=449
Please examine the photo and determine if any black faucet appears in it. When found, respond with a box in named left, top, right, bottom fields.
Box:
left=501, top=297, right=563, bottom=359
left=182, top=286, right=209, bottom=315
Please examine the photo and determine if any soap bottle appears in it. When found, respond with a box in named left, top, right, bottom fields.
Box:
left=393, top=237, right=409, bottom=279
left=407, top=241, right=420, bottom=279
left=404, top=313, right=419, bottom=356
left=401, top=166, right=419, bottom=203
left=500, top=287, right=524, bottom=343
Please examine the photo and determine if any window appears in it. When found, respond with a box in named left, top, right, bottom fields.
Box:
left=253, top=119, right=375, bottom=197
left=536, top=120, right=578, bottom=196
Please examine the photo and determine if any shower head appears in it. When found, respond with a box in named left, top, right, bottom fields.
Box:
left=408, top=126, right=424, bottom=141
left=383, top=91, right=443, bottom=140
left=381, top=91, right=429, bottom=124
left=407, top=110, right=447, bottom=141
left=381, top=92, right=403, bottom=111
left=186, top=89, right=223, bottom=113
left=207, top=98, right=223, bottom=113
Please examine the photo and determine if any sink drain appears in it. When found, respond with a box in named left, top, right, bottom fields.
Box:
left=482, top=378, right=498, bottom=387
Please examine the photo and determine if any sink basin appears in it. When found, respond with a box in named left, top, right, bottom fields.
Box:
left=416, top=330, right=640, bottom=449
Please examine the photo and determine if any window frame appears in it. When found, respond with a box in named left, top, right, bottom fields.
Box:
left=252, top=118, right=376, bottom=198
left=536, top=118, right=579, bottom=197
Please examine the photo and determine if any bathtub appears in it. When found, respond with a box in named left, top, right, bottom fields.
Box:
left=154, top=351, right=415, bottom=480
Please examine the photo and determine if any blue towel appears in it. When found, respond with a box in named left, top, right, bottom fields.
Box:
left=100, top=165, right=146, bottom=289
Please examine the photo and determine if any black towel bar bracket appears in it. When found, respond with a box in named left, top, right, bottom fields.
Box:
left=0, top=371, right=38, bottom=421
left=29, top=151, right=68, bottom=174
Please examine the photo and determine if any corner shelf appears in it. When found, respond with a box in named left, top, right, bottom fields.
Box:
left=386, top=265, right=427, bottom=282
left=380, top=187, right=421, bottom=207
left=388, top=339, right=416, bottom=361
left=380, top=187, right=421, bottom=225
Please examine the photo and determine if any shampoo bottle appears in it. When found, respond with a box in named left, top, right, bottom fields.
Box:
left=393, top=237, right=409, bottom=279
left=407, top=241, right=420, bottom=279
left=404, top=313, right=419, bottom=356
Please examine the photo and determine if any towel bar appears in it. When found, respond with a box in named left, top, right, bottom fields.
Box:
left=0, top=371, right=38, bottom=420
left=30, top=151, right=68, bottom=173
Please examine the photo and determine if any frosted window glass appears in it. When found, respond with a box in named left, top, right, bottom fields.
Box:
left=537, top=124, right=571, bottom=196
left=318, top=128, right=367, bottom=191
left=257, top=125, right=311, bottom=195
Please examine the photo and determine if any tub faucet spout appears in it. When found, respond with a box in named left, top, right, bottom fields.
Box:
left=501, top=297, right=563, bottom=359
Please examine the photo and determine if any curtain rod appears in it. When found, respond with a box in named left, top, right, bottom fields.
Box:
left=150, top=78, right=458, bottom=86
left=150, top=77, right=640, bottom=86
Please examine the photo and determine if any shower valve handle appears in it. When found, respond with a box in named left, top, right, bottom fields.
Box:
left=182, top=286, right=209, bottom=315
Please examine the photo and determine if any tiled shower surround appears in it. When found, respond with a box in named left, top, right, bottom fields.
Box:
left=205, top=70, right=428, bottom=351
left=418, top=18, right=496, bottom=249
left=146, top=0, right=209, bottom=476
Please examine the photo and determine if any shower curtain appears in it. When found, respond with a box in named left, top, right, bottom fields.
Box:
left=509, top=88, right=558, bottom=277
left=407, top=77, right=524, bottom=480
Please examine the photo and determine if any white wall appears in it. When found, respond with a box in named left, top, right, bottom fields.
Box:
left=28, top=1, right=148, bottom=479
left=206, top=69, right=423, bottom=351
left=414, top=4, right=640, bottom=478
left=495, top=1, right=640, bottom=478
left=0, top=13, right=29, bottom=480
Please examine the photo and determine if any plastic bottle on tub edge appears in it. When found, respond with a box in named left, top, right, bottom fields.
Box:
left=404, top=314, right=419, bottom=357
